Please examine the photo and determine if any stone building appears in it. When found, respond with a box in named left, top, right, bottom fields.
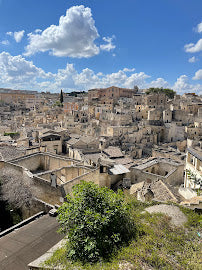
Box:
left=185, top=122, right=202, bottom=140
left=88, top=86, right=137, bottom=105
left=128, top=157, right=184, bottom=186
left=39, top=133, right=62, bottom=154
left=63, top=100, right=79, bottom=114
left=145, top=93, right=168, bottom=108
left=130, top=179, right=179, bottom=203
left=184, top=148, right=202, bottom=190
left=0, top=89, right=37, bottom=104
left=163, top=109, right=172, bottom=123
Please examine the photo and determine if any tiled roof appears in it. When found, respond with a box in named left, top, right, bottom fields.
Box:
left=115, top=157, right=134, bottom=165
left=140, top=179, right=178, bottom=203
left=66, top=137, right=79, bottom=145
left=0, top=146, right=26, bottom=161
left=187, top=148, right=202, bottom=161
left=40, top=133, right=61, bottom=138
left=83, top=153, right=102, bottom=163
left=130, top=182, right=144, bottom=194
left=103, top=146, right=123, bottom=158
left=80, top=136, right=97, bottom=144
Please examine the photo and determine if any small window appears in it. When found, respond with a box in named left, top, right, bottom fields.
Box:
left=100, top=165, right=104, bottom=173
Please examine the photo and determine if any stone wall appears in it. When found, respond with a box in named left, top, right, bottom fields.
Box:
left=9, top=153, right=78, bottom=172
left=32, top=175, right=62, bottom=205
left=21, top=198, right=54, bottom=219
left=164, top=123, right=185, bottom=142
left=1, top=159, right=63, bottom=205
left=10, top=154, right=42, bottom=172
left=43, top=154, right=75, bottom=171
left=128, top=168, right=165, bottom=184
left=129, top=162, right=184, bottom=186
left=38, top=166, right=91, bottom=184
left=41, top=140, right=62, bottom=154
left=62, top=169, right=110, bottom=194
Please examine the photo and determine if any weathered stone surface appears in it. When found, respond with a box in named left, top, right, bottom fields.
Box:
left=145, top=204, right=187, bottom=226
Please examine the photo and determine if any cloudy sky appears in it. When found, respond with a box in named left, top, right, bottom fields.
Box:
left=0, top=0, right=202, bottom=94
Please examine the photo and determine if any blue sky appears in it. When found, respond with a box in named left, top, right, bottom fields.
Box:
left=0, top=0, right=202, bottom=94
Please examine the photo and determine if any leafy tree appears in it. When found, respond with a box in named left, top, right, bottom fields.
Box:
left=53, top=100, right=63, bottom=107
left=0, top=168, right=33, bottom=208
left=146, top=87, right=176, bottom=99
left=60, top=89, right=64, bottom=103
left=57, top=181, right=135, bottom=263
left=4, top=132, right=20, bottom=139
left=163, top=88, right=176, bottom=99
left=69, top=91, right=85, bottom=97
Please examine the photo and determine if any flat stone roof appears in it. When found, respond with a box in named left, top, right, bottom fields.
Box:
left=132, top=157, right=183, bottom=170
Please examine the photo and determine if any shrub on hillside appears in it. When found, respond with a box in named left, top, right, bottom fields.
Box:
left=57, top=181, right=136, bottom=263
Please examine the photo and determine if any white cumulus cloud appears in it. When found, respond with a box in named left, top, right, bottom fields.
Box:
left=14, top=30, right=25, bottom=43
left=0, top=51, right=50, bottom=87
left=149, top=78, right=169, bottom=88
left=184, top=39, right=202, bottom=53
left=6, top=32, right=13, bottom=36
left=24, top=5, right=100, bottom=58
left=0, top=52, right=201, bottom=95
left=195, top=21, right=202, bottom=33
left=123, top=68, right=135, bottom=72
left=100, top=36, right=116, bottom=52
left=34, top=29, right=42, bottom=34
left=184, top=21, right=202, bottom=54
left=6, top=30, right=25, bottom=43
left=173, top=75, right=202, bottom=94
left=188, top=56, right=198, bottom=63
left=1, top=40, right=9, bottom=45
left=193, top=69, right=202, bottom=80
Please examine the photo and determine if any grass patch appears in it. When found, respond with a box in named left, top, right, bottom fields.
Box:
left=44, top=197, right=202, bottom=270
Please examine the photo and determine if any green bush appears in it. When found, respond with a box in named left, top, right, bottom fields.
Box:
left=57, top=181, right=136, bottom=263
left=146, top=87, right=176, bottom=99
left=4, top=132, right=20, bottom=138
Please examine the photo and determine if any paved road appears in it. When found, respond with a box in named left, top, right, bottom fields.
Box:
left=0, top=214, right=63, bottom=270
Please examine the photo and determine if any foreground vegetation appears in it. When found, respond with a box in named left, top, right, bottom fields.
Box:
left=57, top=182, right=135, bottom=263
left=45, top=186, right=201, bottom=270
